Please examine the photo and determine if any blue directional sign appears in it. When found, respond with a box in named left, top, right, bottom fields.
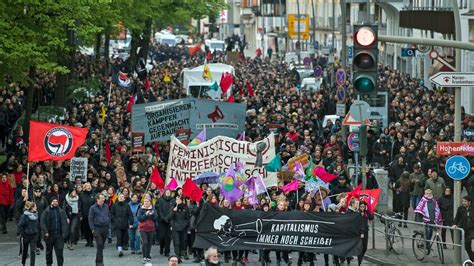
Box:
left=336, top=69, right=346, bottom=86
left=314, top=65, right=322, bottom=78
left=445, top=155, right=471, bottom=180
left=347, top=46, right=353, bottom=59
left=401, top=48, right=416, bottom=57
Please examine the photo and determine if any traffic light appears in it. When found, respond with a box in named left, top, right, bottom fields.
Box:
left=353, top=24, right=378, bottom=95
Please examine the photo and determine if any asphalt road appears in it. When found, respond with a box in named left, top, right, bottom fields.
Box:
left=0, top=220, right=377, bottom=266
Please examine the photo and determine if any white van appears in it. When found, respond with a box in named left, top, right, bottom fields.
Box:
left=155, top=32, right=177, bottom=46
left=205, top=39, right=225, bottom=53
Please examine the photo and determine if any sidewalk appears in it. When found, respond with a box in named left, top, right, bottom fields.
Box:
left=365, top=208, right=459, bottom=266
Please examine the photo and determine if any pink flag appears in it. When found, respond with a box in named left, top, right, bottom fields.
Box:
left=313, top=166, right=337, bottom=183
left=166, top=177, right=178, bottom=191
left=281, top=179, right=299, bottom=193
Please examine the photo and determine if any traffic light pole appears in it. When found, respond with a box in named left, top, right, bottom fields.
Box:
left=340, top=0, right=347, bottom=67
left=297, top=0, right=301, bottom=64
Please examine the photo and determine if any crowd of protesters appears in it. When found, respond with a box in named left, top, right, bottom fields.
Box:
left=0, top=38, right=473, bottom=266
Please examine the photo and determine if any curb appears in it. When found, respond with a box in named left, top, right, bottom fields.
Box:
left=364, top=253, right=397, bottom=266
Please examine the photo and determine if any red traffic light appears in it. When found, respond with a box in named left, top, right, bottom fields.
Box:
left=355, top=27, right=376, bottom=47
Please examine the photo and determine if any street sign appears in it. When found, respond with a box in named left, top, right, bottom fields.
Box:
left=436, top=142, right=474, bottom=156
left=349, top=100, right=370, bottom=122
left=347, top=132, right=360, bottom=152
left=401, top=48, right=416, bottom=57
left=336, top=103, right=346, bottom=116
left=445, top=156, right=471, bottom=180
left=429, top=49, right=439, bottom=59
left=336, top=86, right=346, bottom=103
left=303, top=57, right=311, bottom=66
left=347, top=46, right=353, bottom=59
left=336, top=69, right=346, bottom=86
left=342, top=112, right=371, bottom=126
left=288, top=14, right=310, bottom=40
left=314, top=65, right=323, bottom=78
left=463, top=129, right=474, bottom=137
left=430, top=72, right=474, bottom=87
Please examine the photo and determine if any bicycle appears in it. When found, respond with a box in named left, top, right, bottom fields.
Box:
left=412, top=224, right=444, bottom=264
left=379, top=212, right=404, bottom=255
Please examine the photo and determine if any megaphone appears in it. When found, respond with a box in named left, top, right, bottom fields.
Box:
left=207, top=106, right=224, bottom=122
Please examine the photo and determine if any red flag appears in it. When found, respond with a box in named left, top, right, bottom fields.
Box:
left=189, top=44, right=201, bottom=58
left=247, top=83, right=255, bottom=97
left=105, top=140, right=112, bottom=163
left=182, top=178, right=202, bottom=202
left=359, top=189, right=381, bottom=214
left=126, top=95, right=135, bottom=113
left=313, top=166, right=337, bottom=183
left=150, top=166, right=164, bottom=189
left=227, top=94, right=235, bottom=103
left=281, top=179, right=299, bottom=193
left=345, top=183, right=363, bottom=207
left=144, top=78, right=150, bottom=92
left=220, top=72, right=233, bottom=94
left=153, top=142, right=160, bottom=158
left=28, top=121, right=88, bottom=161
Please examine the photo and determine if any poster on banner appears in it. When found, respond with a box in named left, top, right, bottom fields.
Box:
left=166, top=134, right=277, bottom=187
left=132, top=132, right=145, bottom=152
left=70, top=157, right=88, bottom=181
left=194, top=203, right=363, bottom=257
left=131, top=98, right=246, bottom=142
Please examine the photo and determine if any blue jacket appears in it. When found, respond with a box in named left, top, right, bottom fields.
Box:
left=128, top=201, right=141, bottom=228
left=88, top=203, right=111, bottom=232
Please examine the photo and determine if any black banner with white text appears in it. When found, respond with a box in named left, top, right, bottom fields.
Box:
left=194, top=204, right=363, bottom=257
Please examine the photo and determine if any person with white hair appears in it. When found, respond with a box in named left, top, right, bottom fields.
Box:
left=201, top=246, right=221, bottom=266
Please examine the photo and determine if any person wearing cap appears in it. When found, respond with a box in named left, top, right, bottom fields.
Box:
left=452, top=195, right=474, bottom=260
left=40, top=197, right=69, bottom=266
left=33, top=187, right=48, bottom=254
left=331, top=176, right=351, bottom=204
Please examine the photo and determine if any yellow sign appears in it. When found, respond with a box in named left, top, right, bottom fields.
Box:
left=288, top=14, right=310, bottom=40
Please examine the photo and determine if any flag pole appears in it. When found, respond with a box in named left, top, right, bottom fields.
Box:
left=107, top=81, right=113, bottom=105
left=318, top=186, right=326, bottom=211
left=26, top=162, right=30, bottom=200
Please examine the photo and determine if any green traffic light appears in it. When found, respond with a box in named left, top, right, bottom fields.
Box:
left=354, top=77, right=375, bottom=93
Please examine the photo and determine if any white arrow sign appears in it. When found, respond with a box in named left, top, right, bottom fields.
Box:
left=430, top=72, right=474, bottom=87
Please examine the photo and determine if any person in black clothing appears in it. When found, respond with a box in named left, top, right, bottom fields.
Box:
left=18, top=201, right=40, bottom=266
left=168, top=196, right=190, bottom=260
left=331, top=176, right=351, bottom=204
left=80, top=182, right=95, bottom=247
left=157, top=189, right=175, bottom=256
left=40, top=198, right=69, bottom=266
left=452, top=195, right=474, bottom=260
left=33, top=188, right=48, bottom=254
left=15, top=188, right=29, bottom=258
left=88, top=193, right=111, bottom=266
left=438, top=187, right=454, bottom=248
left=357, top=201, right=373, bottom=266
left=111, top=193, right=133, bottom=257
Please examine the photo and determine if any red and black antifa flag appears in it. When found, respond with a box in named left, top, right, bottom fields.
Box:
left=194, top=204, right=363, bottom=258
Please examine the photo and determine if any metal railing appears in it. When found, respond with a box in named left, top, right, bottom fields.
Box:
left=371, top=212, right=467, bottom=264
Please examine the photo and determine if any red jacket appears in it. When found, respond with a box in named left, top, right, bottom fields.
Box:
left=0, top=180, right=14, bottom=206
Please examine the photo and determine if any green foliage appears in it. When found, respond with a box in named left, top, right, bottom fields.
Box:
left=0, top=0, right=227, bottom=85
left=66, top=77, right=103, bottom=104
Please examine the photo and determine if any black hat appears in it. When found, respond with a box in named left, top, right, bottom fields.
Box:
left=463, top=195, right=472, bottom=202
